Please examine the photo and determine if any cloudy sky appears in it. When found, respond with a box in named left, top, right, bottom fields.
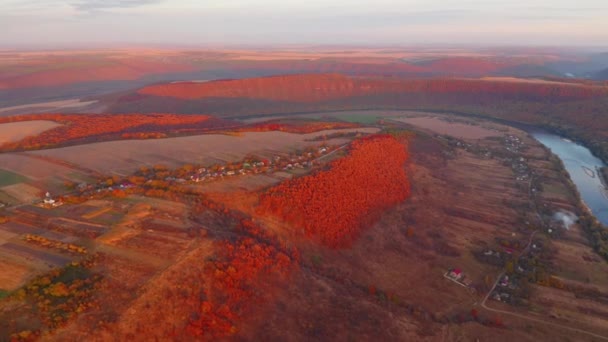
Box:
left=1, top=0, right=607, bottom=47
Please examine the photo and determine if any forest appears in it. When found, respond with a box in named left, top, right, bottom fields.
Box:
left=258, top=134, right=410, bottom=248
left=235, top=120, right=360, bottom=134
left=0, top=113, right=220, bottom=151
left=138, top=74, right=608, bottom=102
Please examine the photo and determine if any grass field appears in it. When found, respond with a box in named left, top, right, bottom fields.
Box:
left=0, top=169, right=27, bottom=187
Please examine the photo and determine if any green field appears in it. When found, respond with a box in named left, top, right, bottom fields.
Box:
left=330, top=113, right=380, bottom=124
left=0, top=169, right=28, bottom=187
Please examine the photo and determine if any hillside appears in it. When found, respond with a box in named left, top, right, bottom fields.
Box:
left=109, top=74, right=608, bottom=162
left=136, top=74, right=606, bottom=102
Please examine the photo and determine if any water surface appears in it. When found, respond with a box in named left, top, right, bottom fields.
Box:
left=531, top=131, right=608, bottom=225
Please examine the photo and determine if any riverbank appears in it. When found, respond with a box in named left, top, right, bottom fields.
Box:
left=600, top=166, right=608, bottom=190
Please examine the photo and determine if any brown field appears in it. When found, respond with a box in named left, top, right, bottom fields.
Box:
left=0, top=154, right=85, bottom=181
left=114, top=230, right=193, bottom=259
left=394, top=116, right=502, bottom=139
left=129, top=196, right=187, bottom=217
left=47, top=217, right=107, bottom=238
left=0, top=99, right=98, bottom=116
left=0, top=259, right=31, bottom=291
left=0, top=183, right=41, bottom=203
left=0, top=121, right=61, bottom=145
left=528, top=284, right=608, bottom=335
left=191, top=173, right=283, bottom=193
left=0, top=228, right=18, bottom=244
left=26, top=128, right=379, bottom=174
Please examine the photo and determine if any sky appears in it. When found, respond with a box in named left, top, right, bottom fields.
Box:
left=1, top=0, right=607, bottom=48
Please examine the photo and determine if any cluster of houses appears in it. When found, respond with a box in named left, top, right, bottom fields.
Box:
left=511, top=156, right=531, bottom=182
left=186, top=146, right=332, bottom=184
left=504, top=134, right=525, bottom=154
left=492, top=275, right=517, bottom=303
left=500, top=135, right=533, bottom=182
left=57, top=145, right=339, bottom=204
left=489, top=240, right=545, bottom=304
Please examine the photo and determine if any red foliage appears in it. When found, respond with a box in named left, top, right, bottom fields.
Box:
left=236, top=120, right=360, bottom=134
left=138, top=73, right=608, bottom=102
left=187, top=235, right=295, bottom=338
left=258, top=134, right=410, bottom=248
left=0, top=113, right=212, bottom=150
left=120, top=132, right=167, bottom=139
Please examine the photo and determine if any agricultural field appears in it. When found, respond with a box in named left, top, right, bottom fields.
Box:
left=1, top=183, right=41, bottom=204
left=0, top=99, right=98, bottom=116
left=0, top=154, right=87, bottom=182
left=0, top=169, right=28, bottom=187
left=394, top=116, right=502, bottom=139
left=0, top=121, right=61, bottom=145
left=0, top=259, right=32, bottom=291
left=25, top=128, right=379, bottom=174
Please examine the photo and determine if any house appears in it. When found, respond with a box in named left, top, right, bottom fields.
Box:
left=448, top=268, right=463, bottom=281
left=43, top=192, right=55, bottom=205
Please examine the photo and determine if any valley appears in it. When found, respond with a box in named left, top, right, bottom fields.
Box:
left=1, top=110, right=607, bottom=340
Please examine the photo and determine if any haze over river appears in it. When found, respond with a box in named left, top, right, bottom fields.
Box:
left=531, top=131, right=608, bottom=226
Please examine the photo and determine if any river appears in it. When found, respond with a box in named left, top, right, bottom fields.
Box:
left=531, top=131, right=608, bottom=225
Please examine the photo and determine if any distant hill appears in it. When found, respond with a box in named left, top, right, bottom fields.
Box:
left=104, top=73, right=608, bottom=162
left=594, top=68, right=608, bottom=80
left=411, top=57, right=507, bottom=76
left=492, top=64, right=561, bottom=78
left=547, top=52, right=608, bottom=78
left=134, top=74, right=606, bottom=104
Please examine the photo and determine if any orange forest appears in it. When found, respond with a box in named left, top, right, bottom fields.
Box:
left=235, top=120, right=360, bottom=134
left=259, top=134, right=411, bottom=248
left=0, top=113, right=213, bottom=150
left=138, top=74, right=608, bottom=102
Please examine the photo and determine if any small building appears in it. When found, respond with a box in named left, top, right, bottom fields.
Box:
left=448, top=268, right=463, bottom=281
left=43, top=192, right=55, bottom=205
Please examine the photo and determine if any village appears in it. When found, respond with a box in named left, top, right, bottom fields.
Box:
left=28, top=142, right=342, bottom=207
left=433, top=128, right=573, bottom=311
left=0, top=140, right=346, bottom=294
